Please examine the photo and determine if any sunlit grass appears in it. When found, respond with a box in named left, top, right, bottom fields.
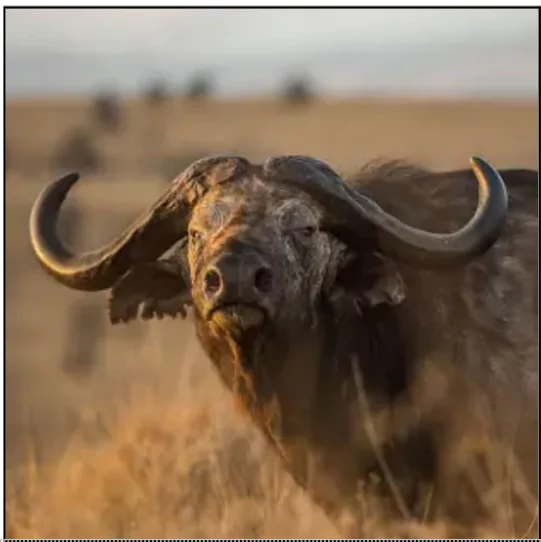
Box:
left=5, top=378, right=537, bottom=538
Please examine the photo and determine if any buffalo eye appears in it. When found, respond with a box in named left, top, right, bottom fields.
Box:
left=299, top=226, right=317, bottom=237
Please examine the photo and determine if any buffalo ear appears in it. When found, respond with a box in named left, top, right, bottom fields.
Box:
left=108, top=258, right=192, bottom=324
left=334, top=251, right=406, bottom=309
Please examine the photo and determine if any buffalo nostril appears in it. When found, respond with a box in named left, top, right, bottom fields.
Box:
left=254, top=267, right=273, bottom=294
left=204, top=268, right=222, bottom=295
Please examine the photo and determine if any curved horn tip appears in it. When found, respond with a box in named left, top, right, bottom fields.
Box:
left=31, top=172, right=82, bottom=218
left=469, top=155, right=506, bottom=193
left=58, top=171, right=81, bottom=187
left=469, top=155, right=494, bottom=174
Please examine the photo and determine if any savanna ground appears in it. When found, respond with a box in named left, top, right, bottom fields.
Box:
left=4, top=96, right=539, bottom=538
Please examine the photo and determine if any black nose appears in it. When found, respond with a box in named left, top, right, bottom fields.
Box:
left=202, top=253, right=274, bottom=303
left=253, top=267, right=273, bottom=294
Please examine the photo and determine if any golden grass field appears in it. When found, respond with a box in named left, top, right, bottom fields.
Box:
left=4, top=96, right=539, bottom=538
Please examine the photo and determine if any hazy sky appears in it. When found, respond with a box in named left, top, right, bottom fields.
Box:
left=5, top=8, right=539, bottom=97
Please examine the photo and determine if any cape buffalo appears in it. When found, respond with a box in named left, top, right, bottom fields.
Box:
left=29, top=155, right=538, bottom=535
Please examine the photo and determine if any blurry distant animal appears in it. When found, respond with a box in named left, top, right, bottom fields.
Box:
left=53, top=128, right=102, bottom=174
left=184, top=73, right=213, bottom=100
left=143, top=80, right=169, bottom=107
left=281, top=76, right=315, bottom=105
left=92, top=92, right=122, bottom=132
left=63, top=302, right=104, bottom=378
left=28, top=154, right=538, bottom=534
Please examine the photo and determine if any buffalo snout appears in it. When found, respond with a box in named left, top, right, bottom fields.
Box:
left=201, top=251, right=274, bottom=314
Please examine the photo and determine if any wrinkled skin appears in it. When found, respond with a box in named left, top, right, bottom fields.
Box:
left=32, top=157, right=538, bottom=534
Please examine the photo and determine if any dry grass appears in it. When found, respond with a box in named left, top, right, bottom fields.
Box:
left=5, top=385, right=338, bottom=538
left=5, top=97, right=538, bottom=538
left=5, top=366, right=537, bottom=538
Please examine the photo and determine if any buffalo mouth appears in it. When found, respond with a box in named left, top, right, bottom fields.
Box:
left=207, top=303, right=268, bottom=332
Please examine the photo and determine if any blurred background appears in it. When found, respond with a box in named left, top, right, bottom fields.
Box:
left=4, top=7, right=539, bottom=538
left=5, top=8, right=539, bottom=98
